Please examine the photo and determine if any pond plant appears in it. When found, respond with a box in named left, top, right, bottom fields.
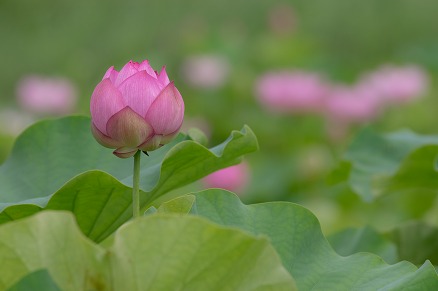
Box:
left=0, top=60, right=437, bottom=290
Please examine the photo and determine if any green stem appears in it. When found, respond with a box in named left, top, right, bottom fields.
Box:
left=132, top=150, right=141, bottom=218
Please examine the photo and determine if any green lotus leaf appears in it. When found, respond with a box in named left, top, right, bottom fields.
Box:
left=0, top=116, right=258, bottom=241
left=158, top=189, right=438, bottom=290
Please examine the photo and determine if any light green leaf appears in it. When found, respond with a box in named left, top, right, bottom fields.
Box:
left=0, top=211, right=296, bottom=291
left=159, top=189, right=438, bottom=290
left=156, top=194, right=196, bottom=215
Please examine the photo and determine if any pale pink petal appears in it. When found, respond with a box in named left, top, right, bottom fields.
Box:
left=145, top=82, right=184, bottom=135
left=117, top=71, right=162, bottom=117
left=114, top=61, right=139, bottom=87
left=138, top=60, right=157, bottom=78
left=106, top=106, right=154, bottom=148
left=113, top=147, right=138, bottom=158
left=91, top=122, right=122, bottom=148
left=90, top=79, right=125, bottom=135
left=157, top=67, right=170, bottom=87
left=102, top=66, right=119, bottom=84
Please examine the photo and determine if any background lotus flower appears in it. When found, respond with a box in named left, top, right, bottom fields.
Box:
left=324, top=85, right=381, bottom=124
left=358, top=65, right=429, bottom=104
left=16, top=75, right=77, bottom=115
left=90, top=60, right=184, bottom=158
left=203, top=162, right=250, bottom=194
left=323, top=84, right=381, bottom=140
left=256, top=71, right=329, bottom=114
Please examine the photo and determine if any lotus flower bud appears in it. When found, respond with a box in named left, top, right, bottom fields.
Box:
left=90, top=60, right=184, bottom=158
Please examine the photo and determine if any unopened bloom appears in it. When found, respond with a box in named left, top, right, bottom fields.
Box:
left=90, top=60, right=184, bottom=158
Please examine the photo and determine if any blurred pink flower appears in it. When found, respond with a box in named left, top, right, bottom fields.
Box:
left=204, top=162, right=249, bottom=194
left=256, top=71, right=329, bottom=113
left=324, top=85, right=381, bottom=123
left=268, top=4, right=296, bottom=36
left=180, top=55, right=230, bottom=89
left=323, top=85, right=382, bottom=140
left=16, top=75, right=78, bottom=115
left=359, top=65, right=429, bottom=104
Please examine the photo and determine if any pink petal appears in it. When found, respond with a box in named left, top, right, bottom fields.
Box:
left=91, top=122, right=122, bottom=148
left=102, top=66, right=119, bottom=84
left=117, top=71, right=162, bottom=118
left=114, top=61, right=139, bottom=87
left=90, top=79, right=125, bottom=135
left=106, top=106, right=154, bottom=148
left=131, top=61, right=140, bottom=70
left=157, top=66, right=170, bottom=87
left=138, top=60, right=157, bottom=78
left=113, top=147, right=138, bottom=159
left=145, top=82, right=184, bottom=135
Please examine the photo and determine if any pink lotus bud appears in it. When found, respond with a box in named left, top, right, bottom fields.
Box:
left=16, top=75, right=77, bottom=115
left=359, top=65, right=429, bottom=104
left=90, top=60, right=185, bottom=158
left=203, top=162, right=249, bottom=194
left=256, top=71, right=329, bottom=114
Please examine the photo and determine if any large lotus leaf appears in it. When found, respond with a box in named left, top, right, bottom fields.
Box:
left=0, top=116, right=257, bottom=208
left=327, top=226, right=398, bottom=264
left=0, top=116, right=258, bottom=239
left=329, top=128, right=438, bottom=201
left=158, top=189, right=438, bottom=290
left=0, top=211, right=296, bottom=291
